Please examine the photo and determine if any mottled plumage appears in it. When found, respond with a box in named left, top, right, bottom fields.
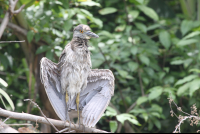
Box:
left=40, top=24, right=115, bottom=127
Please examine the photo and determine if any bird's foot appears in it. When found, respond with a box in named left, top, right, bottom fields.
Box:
left=63, top=120, right=72, bottom=131
left=80, top=123, right=85, bottom=133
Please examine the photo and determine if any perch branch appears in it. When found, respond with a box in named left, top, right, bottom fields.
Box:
left=24, top=99, right=59, bottom=132
left=0, top=108, right=109, bottom=133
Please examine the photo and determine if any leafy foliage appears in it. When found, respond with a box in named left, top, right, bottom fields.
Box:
left=1, top=0, right=200, bottom=133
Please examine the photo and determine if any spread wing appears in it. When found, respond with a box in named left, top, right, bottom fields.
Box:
left=40, top=57, right=68, bottom=121
left=68, top=69, right=115, bottom=127
left=40, top=56, right=115, bottom=127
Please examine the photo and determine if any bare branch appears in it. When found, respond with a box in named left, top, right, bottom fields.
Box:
left=12, top=5, right=25, bottom=14
left=0, top=19, right=27, bottom=36
left=126, top=102, right=136, bottom=113
left=0, top=12, right=10, bottom=39
left=6, top=123, right=33, bottom=126
left=9, top=0, right=25, bottom=15
left=24, top=99, right=59, bottom=132
left=0, top=0, right=25, bottom=39
left=0, top=40, right=25, bottom=43
left=0, top=108, right=109, bottom=133
left=0, top=71, right=26, bottom=80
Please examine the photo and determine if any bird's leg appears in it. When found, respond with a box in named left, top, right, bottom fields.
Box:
left=65, top=92, right=71, bottom=131
left=76, top=93, right=80, bottom=128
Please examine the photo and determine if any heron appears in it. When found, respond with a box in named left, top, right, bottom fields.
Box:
left=40, top=24, right=115, bottom=128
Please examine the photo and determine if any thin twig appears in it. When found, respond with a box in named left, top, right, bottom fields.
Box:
left=126, top=102, right=136, bottom=113
left=24, top=99, right=59, bottom=133
left=3, top=116, right=12, bottom=123
left=27, top=63, right=33, bottom=114
left=0, top=40, right=25, bottom=43
left=6, top=123, right=33, bottom=126
left=0, top=71, right=26, bottom=80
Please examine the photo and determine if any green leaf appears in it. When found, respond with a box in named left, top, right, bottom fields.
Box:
left=137, top=5, right=159, bottom=21
left=99, top=7, right=117, bottom=15
left=177, top=39, right=198, bottom=46
left=118, top=70, right=128, bottom=78
left=148, top=120, right=153, bottom=131
left=0, top=88, right=15, bottom=111
left=27, top=30, right=34, bottom=43
left=130, top=108, right=146, bottom=114
left=139, top=54, right=150, bottom=66
left=152, top=118, right=161, bottom=130
left=129, top=10, right=139, bottom=19
left=80, top=9, right=93, bottom=17
left=80, top=1, right=101, bottom=7
left=136, top=96, right=148, bottom=105
left=109, top=121, right=118, bottom=133
left=147, top=24, right=161, bottom=31
left=159, top=31, right=171, bottom=49
left=130, top=46, right=138, bottom=55
left=170, top=59, right=184, bottom=65
left=189, top=69, right=200, bottom=73
left=64, top=20, right=73, bottom=32
left=142, top=113, right=148, bottom=122
left=35, top=33, right=41, bottom=42
left=46, top=49, right=54, bottom=60
left=151, top=112, right=160, bottom=118
left=0, top=54, right=9, bottom=70
left=177, top=82, right=190, bottom=96
left=0, top=78, right=8, bottom=87
left=0, top=95, right=7, bottom=109
left=77, top=14, right=87, bottom=24
left=98, top=31, right=113, bottom=38
left=148, top=86, right=163, bottom=101
left=116, top=113, right=141, bottom=126
left=189, top=78, right=200, bottom=97
left=135, top=22, right=147, bottom=33
left=175, top=74, right=198, bottom=86
left=20, top=0, right=35, bottom=9
left=104, top=106, right=117, bottom=117
left=92, top=18, right=103, bottom=28
left=115, top=24, right=126, bottom=32
left=128, top=62, right=138, bottom=72
left=183, top=31, right=200, bottom=40
left=36, top=45, right=49, bottom=54
left=139, top=34, right=155, bottom=45
left=181, top=20, right=194, bottom=36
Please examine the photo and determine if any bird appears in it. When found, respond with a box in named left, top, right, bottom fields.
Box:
left=40, top=24, right=115, bottom=128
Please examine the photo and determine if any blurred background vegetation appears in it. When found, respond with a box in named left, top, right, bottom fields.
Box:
left=1, top=0, right=200, bottom=133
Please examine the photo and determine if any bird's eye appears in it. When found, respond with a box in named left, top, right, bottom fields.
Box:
left=80, top=30, right=83, bottom=33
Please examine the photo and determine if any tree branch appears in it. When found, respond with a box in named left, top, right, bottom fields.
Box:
left=0, top=19, right=27, bottom=36
left=0, top=108, right=109, bottom=133
left=0, top=0, right=25, bottom=39
left=0, top=40, right=25, bottom=43
left=0, top=120, right=19, bottom=133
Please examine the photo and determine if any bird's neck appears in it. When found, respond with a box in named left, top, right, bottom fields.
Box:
left=72, top=37, right=89, bottom=47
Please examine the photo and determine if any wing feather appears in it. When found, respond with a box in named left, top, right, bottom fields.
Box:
left=68, top=69, right=115, bottom=127
left=40, top=57, right=68, bottom=120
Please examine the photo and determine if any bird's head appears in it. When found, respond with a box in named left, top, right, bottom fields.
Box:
left=73, top=24, right=99, bottom=39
